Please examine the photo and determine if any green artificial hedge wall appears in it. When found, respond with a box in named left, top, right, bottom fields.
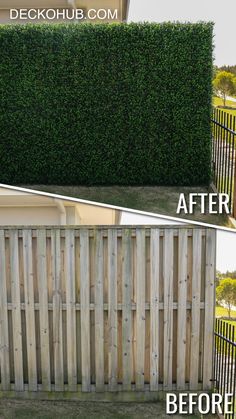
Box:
left=0, top=22, right=213, bottom=185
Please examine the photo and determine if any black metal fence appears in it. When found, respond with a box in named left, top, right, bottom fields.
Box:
left=214, top=319, right=236, bottom=418
left=212, top=108, right=236, bottom=217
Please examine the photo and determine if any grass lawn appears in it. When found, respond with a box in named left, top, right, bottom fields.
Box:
left=223, top=319, right=236, bottom=330
left=215, top=306, right=236, bottom=357
left=0, top=399, right=217, bottom=419
left=216, top=305, right=236, bottom=318
left=213, top=96, right=236, bottom=117
left=215, top=305, right=236, bottom=344
left=21, top=185, right=231, bottom=227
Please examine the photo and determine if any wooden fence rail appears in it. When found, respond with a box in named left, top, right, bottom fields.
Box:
left=0, top=226, right=216, bottom=396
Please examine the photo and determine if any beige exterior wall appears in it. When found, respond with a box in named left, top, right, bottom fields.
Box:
left=0, top=206, right=61, bottom=225
left=0, top=0, right=129, bottom=23
left=76, top=202, right=119, bottom=225
left=0, top=187, right=121, bottom=226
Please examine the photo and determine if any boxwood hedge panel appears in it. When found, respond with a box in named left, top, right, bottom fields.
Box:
left=0, top=22, right=213, bottom=185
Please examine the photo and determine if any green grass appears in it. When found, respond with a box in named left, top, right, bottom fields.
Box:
left=224, top=319, right=236, bottom=330
left=213, top=96, right=236, bottom=117
left=215, top=305, right=236, bottom=343
left=216, top=305, right=236, bottom=318
left=21, top=185, right=232, bottom=227
left=215, top=307, right=236, bottom=355
left=0, top=399, right=206, bottom=419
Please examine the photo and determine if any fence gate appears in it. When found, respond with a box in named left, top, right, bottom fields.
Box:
left=0, top=226, right=216, bottom=399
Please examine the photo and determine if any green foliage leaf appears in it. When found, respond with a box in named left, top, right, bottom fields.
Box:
left=0, top=22, right=214, bottom=185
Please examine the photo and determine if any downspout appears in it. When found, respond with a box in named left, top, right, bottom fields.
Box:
left=126, top=0, right=130, bottom=21
left=67, top=0, right=77, bottom=22
left=54, top=199, right=66, bottom=225
left=67, top=0, right=76, bottom=9
left=115, top=209, right=122, bottom=225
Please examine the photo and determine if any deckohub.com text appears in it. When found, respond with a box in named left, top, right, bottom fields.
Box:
left=9, top=8, right=118, bottom=21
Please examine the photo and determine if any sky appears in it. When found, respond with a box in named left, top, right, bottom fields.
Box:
left=217, top=230, right=236, bottom=273
left=128, top=0, right=236, bottom=66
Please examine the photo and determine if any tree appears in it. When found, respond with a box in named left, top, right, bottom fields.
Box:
left=216, top=278, right=236, bottom=318
left=215, top=270, right=223, bottom=287
left=213, top=71, right=236, bottom=106
left=222, top=270, right=236, bottom=280
left=218, top=65, right=236, bottom=76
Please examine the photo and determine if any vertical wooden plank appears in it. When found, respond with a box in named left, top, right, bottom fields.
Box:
left=0, top=230, right=10, bottom=390
left=144, top=236, right=150, bottom=384
left=122, top=229, right=132, bottom=391
left=94, top=229, right=104, bottom=391
left=108, top=229, right=118, bottom=391
left=190, top=229, right=202, bottom=389
left=75, top=236, right=82, bottom=383
left=52, top=229, right=64, bottom=391
left=136, top=228, right=146, bottom=390
left=37, top=229, right=51, bottom=391
left=10, top=229, right=24, bottom=391
left=23, top=229, right=37, bottom=391
left=203, top=229, right=216, bottom=389
left=80, top=229, right=90, bottom=392
left=176, top=229, right=188, bottom=390
left=89, top=236, right=95, bottom=385
left=65, top=229, right=77, bottom=391
left=132, top=237, right=137, bottom=386
left=163, top=229, right=173, bottom=390
left=117, top=236, right=122, bottom=384
left=150, top=228, right=159, bottom=391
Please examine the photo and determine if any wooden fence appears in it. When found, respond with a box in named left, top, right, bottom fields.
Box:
left=0, top=226, right=216, bottom=397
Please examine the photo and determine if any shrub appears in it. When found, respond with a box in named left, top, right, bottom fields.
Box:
left=0, top=22, right=213, bottom=185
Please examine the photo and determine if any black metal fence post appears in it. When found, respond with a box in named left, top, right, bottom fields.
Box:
left=212, top=109, right=236, bottom=217
left=214, top=319, right=236, bottom=418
